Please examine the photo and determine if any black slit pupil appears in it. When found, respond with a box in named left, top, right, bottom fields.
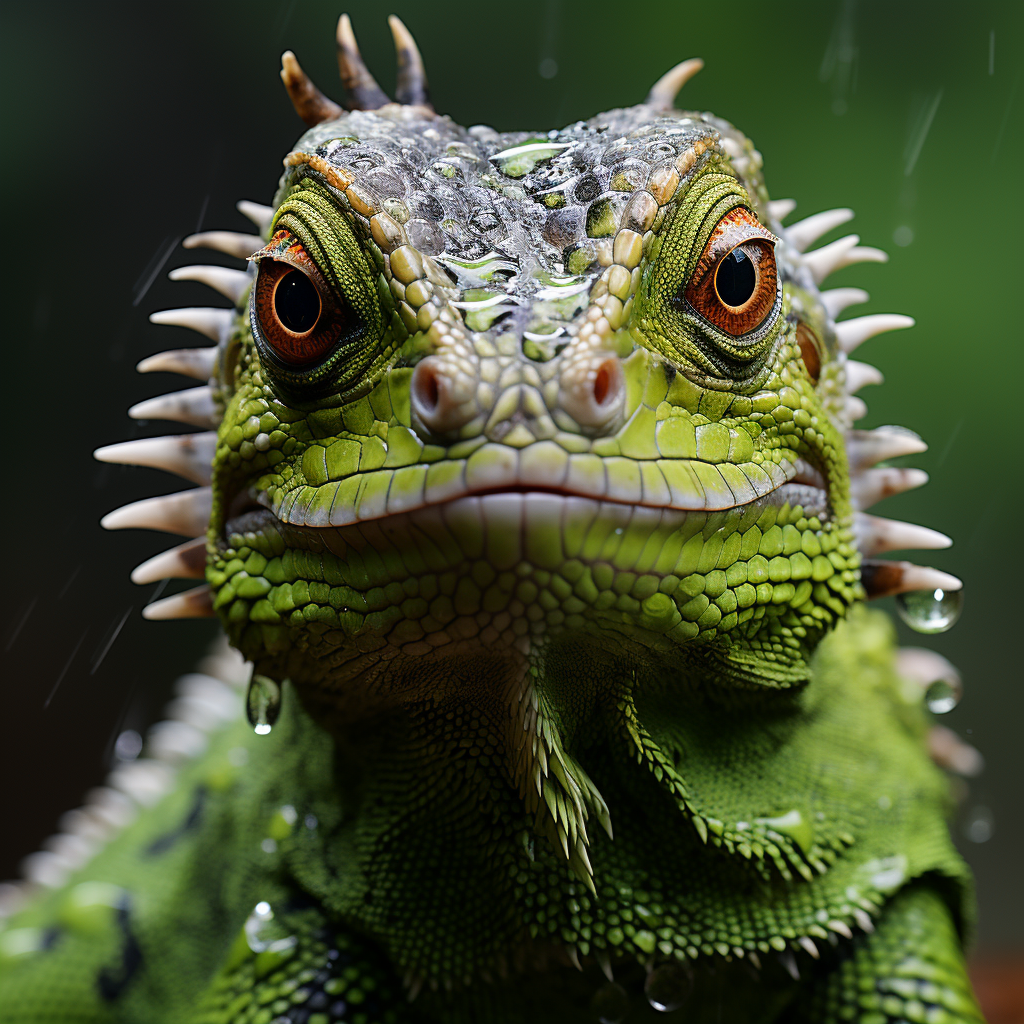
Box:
left=716, top=248, right=757, bottom=308
left=275, top=270, right=321, bottom=333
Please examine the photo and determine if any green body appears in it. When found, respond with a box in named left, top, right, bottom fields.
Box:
left=0, top=37, right=983, bottom=1024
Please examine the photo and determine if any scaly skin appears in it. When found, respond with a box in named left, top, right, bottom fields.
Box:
left=0, top=24, right=983, bottom=1024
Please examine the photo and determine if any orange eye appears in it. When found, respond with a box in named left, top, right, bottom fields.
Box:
left=252, top=230, right=351, bottom=367
left=684, top=207, right=779, bottom=336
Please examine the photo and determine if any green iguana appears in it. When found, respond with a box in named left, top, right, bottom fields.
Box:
left=0, top=15, right=984, bottom=1023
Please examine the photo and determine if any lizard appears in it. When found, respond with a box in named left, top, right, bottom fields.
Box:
left=0, top=14, right=985, bottom=1023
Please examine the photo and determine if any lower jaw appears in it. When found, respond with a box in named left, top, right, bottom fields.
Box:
left=215, top=484, right=838, bottom=679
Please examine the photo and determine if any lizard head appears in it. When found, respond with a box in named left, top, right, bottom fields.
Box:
left=96, top=15, right=961, bottom=880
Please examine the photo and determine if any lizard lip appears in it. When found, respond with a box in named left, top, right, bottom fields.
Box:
left=229, top=455, right=830, bottom=532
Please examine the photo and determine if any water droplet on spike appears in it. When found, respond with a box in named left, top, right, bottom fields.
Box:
left=925, top=678, right=959, bottom=714
left=644, top=962, right=692, bottom=1012
left=243, top=900, right=296, bottom=954
left=964, top=805, right=993, bottom=844
left=246, top=673, right=281, bottom=735
left=895, top=587, right=962, bottom=634
left=590, top=981, right=629, bottom=1023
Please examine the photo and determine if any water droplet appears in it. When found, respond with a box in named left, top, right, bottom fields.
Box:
left=244, top=901, right=297, bottom=954
left=895, top=588, right=963, bottom=634
left=246, top=673, right=281, bottom=735
left=964, top=805, right=993, bottom=844
left=644, top=962, right=693, bottom=1013
left=590, top=981, right=629, bottom=1023
left=114, top=729, right=143, bottom=762
left=892, top=225, right=914, bottom=247
left=925, top=678, right=960, bottom=714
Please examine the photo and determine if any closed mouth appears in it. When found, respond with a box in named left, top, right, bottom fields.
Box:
left=225, top=452, right=831, bottom=537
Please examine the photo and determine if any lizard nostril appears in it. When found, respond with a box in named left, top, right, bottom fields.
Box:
left=591, top=356, right=623, bottom=411
left=559, top=353, right=626, bottom=431
left=413, top=359, right=441, bottom=415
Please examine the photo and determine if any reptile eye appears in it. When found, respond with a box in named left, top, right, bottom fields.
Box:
left=252, top=230, right=354, bottom=368
left=683, top=207, right=779, bottom=336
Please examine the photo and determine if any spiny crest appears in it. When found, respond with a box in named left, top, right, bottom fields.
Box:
left=281, top=14, right=433, bottom=124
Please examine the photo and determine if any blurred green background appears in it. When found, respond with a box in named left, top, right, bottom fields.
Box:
left=1, top=0, right=1020, bottom=951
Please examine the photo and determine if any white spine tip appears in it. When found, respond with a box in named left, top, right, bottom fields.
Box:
left=149, top=307, right=234, bottom=343
left=835, top=313, right=915, bottom=354
left=142, top=585, right=215, bottom=621
left=786, top=208, right=854, bottom=252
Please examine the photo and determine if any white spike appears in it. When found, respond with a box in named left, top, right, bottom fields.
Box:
left=168, top=265, right=251, bottom=304
left=43, top=832, right=96, bottom=869
left=797, top=936, right=820, bottom=959
left=237, top=200, right=275, bottom=234
left=94, top=433, right=216, bottom=485
left=766, top=198, right=796, bottom=221
left=835, top=314, right=914, bottom=354
left=845, top=360, right=884, bottom=393
left=108, top=759, right=175, bottom=805
left=173, top=673, right=240, bottom=725
left=20, top=851, right=70, bottom=889
left=183, top=230, right=263, bottom=260
left=148, top=719, right=209, bottom=762
left=851, top=466, right=928, bottom=510
left=928, top=726, right=984, bottom=778
left=84, top=787, right=137, bottom=830
left=129, top=386, right=217, bottom=428
left=131, top=536, right=207, bottom=585
left=844, top=395, right=868, bottom=422
left=846, top=426, right=927, bottom=470
left=100, top=487, right=212, bottom=537
left=142, top=584, right=215, bottom=621
left=149, top=307, right=233, bottom=343
left=895, top=646, right=960, bottom=690
left=137, top=347, right=216, bottom=381
left=802, top=234, right=887, bottom=284
left=827, top=920, right=853, bottom=939
left=786, top=208, right=854, bottom=252
left=855, top=513, right=951, bottom=557
left=853, top=909, right=875, bottom=933
left=861, top=560, right=962, bottom=600
left=821, top=287, right=869, bottom=319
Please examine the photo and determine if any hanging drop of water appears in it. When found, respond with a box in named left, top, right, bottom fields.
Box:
left=895, top=587, right=963, bottom=634
left=964, top=805, right=993, bottom=844
left=644, top=962, right=693, bottom=1013
left=590, top=982, right=629, bottom=1023
left=246, top=673, right=281, bottom=735
left=924, top=678, right=960, bottom=714
left=243, top=900, right=297, bottom=954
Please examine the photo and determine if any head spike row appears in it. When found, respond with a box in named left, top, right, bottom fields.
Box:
left=845, top=360, right=884, bottom=393
left=802, top=234, right=887, bottom=284
left=851, top=466, right=927, bottom=510
left=928, top=725, right=984, bottom=777
left=860, top=561, right=961, bottom=600
left=131, top=536, right=206, bottom=585
left=168, top=265, right=251, bottom=305
left=183, top=231, right=264, bottom=261
left=645, top=58, right=704, bottom=110
left=136, top=347, right=216, bottom=381
left=784, top=208, right=854, bottom=252
left=143, top=584, right=215, bottom=621
left=835, top=313, right=914, bottom=355
left=765, top=198, right=796, bottom=222
left=281, top=50, right=345, bottom=127
left=846, top=426, right=927, bottom=471
left=336, top=14, right=391, bottom=110
left=149, top=307, right=233, bottom=344
left=236, top=200, right=275, bottom=235
left=854, top=513, right=951, bottom=557
left=93, top=433, right=217, bottom=486
left=128, top=386, right=217, bottom=429
left=388, top=15, right=432, bottom=108
left=821, top=287, right=868, bottom=319
left=100, top=488, right=213, bottom=537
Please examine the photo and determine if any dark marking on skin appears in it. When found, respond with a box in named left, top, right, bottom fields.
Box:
left=97, top=899, right=142, bottom=1002
left=145, top=786, right=207, bottom=856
